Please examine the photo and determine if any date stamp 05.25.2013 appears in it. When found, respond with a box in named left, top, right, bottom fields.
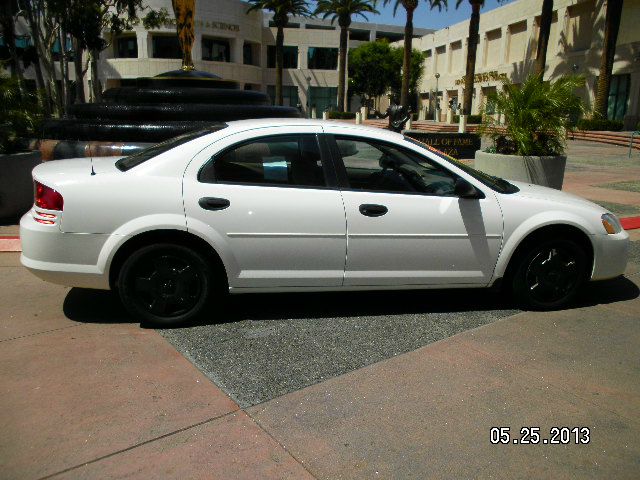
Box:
left=490, top=427, right=591, bottom=445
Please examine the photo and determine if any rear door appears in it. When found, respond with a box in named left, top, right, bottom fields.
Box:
left=183, top=126, right=347, bottom=289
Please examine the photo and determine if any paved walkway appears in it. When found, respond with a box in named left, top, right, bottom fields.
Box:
left=1, top=254, right=639, bottom=478
left=2, top=139, right=639, bottom=478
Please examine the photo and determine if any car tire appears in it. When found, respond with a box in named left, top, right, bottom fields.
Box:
left=511, top=238, right=588, bottom=310
left=118, top=243, right=213, bottom=326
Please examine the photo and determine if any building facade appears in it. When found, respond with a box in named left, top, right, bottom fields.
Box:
left=412, top=0, right=640, bottom=127
left=96, top=0, right=430, bottom=115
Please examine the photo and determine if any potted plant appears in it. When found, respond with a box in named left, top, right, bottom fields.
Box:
left=475, top=74, right=584, bottom=190
left=0, top=75, right=42, bottom=220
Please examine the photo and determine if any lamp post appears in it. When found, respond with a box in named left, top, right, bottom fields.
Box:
left=434, top=73, right=440, bottom=122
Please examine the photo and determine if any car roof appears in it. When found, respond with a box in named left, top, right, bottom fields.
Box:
left=220, top=118, right=401, bottom=140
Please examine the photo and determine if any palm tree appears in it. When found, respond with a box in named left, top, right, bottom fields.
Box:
left=534, top=0, right=553, bottom=77
left=314, top=0, right=379, bottom=112
left=247, top=0, right=312, bottom=106
left=456, top=0, right=483, bottom=116
left=383, top=0, right=447, bottom=107
left=594, top=0, right=624, bottom=119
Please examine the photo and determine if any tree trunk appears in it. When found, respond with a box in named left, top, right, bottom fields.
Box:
left=462, top=1, right=481, bottom=115
left=462, top=0, right=482, bottom=115
left=73, top=38, right=86, bottom=104
left=401, top=7, right=414, bottom=107
left=274, top=26, right=284, bottom=106
left=594, top=0, right=624, bottom=118
left=534, top=0, right=553, bottom=77
left=338, top=25, right=348, bottom=112
left=58, top=29, right=69, bottom=116
left=90, top=49, right=102, bottom=102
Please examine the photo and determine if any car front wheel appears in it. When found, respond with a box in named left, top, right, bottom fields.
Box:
left=118, top=243, right=212, bottom=326
left=512, top=238, right=588, bottom=310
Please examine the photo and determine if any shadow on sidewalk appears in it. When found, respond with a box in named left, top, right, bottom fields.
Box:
left=63, top=275, right=639, bottom=327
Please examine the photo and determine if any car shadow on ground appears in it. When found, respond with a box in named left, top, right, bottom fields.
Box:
left=63, top=275, right=639, bottom=327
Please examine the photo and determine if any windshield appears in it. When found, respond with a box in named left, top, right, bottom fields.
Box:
left=404, top=136, right=519, bottom=194
left=116, top=126, right=227, bottom=171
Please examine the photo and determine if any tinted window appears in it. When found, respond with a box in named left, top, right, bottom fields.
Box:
left=200, top=135, right=325, bottom=187
left=335, top=137, right=458, bottom=196
left=403, top=136, right=518, bottom=194
left=266, top=46, right=298, bottom=68
left=116, top=127, right=226, bottom=171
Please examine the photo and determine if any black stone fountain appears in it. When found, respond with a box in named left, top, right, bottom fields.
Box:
left=35, top=0, right=300, bottom=160
left=37, top=69, right=300, bottom=160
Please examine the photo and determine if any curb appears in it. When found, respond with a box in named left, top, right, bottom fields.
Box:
left=0, top=236, right=21, bottom=252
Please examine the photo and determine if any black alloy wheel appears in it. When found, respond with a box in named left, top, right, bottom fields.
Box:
left=512, top=238, right=587, bottom=310
left=118, top=244, right=212, bottom=326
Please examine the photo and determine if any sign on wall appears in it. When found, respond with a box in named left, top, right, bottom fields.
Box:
left=404, top=131, right=481, bottom=159
left=454, top=71, right=507, bottom=86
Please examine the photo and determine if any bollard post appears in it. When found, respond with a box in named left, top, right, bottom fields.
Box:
left=459, top=114, right=467, bottom=133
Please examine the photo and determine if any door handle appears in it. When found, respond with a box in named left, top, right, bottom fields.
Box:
left=359, top=204, right=388, bottom=217
left=199, top=197, right=230, bottom=211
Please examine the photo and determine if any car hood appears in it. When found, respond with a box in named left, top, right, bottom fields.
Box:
left=507, top=181, right=606, bottom=211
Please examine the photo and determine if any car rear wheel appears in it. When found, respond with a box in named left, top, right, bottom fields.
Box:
left=118, top=243, right=212, bottom=326
left=512, top=238, right=588, bottom=310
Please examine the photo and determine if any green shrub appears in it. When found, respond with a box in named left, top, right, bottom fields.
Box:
left=0, top=75, right=42, bottom=154
left=480, top=74, right=585, bottom=156
left=576, top=118, right=624, bottom=131
left=453, top=114, right=483, bottom=124
left=327, top=111, right=356, bottom=120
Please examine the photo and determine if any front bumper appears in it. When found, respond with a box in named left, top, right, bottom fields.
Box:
left=591, top=230, right=630, bottom=281
left=20, top=213, right=112, bottom=290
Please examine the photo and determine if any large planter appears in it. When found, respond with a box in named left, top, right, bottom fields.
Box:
left=0, top=151, right=42, bottom=220
left=474, top=151, right=567, bottom=190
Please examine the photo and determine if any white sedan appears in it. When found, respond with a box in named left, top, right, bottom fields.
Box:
left=21, top=119, right=629, bottom=325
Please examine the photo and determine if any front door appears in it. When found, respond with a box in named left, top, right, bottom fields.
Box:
left=329, top=135, right=503, bottom=287
left=183, top=127, right=346, bottom=289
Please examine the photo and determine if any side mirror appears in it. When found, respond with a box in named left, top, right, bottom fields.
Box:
left=454, top=178, right=484, bottom=199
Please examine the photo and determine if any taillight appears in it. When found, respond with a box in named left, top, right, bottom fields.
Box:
left=35, top=181, right=64, bottom=211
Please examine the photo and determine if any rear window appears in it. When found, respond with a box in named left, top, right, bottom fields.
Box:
left=116, top=126, right=227, bottom=171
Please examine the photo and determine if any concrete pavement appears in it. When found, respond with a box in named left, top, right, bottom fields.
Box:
left=2, top=138, right=640, bottom=479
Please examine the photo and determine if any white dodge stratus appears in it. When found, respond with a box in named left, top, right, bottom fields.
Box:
left=21, top=119, right=629, bottom=325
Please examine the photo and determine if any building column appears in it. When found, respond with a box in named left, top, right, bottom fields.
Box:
left=192, top=33, right=203, bottom=62
left=136, top=29, right=149, bottom=59
left=299, top=46, right=307, bottom=69
left=556, top=7, right=569, bottom=56
left=231, top=37, right=243, bottom=64
left=369, top=29, right=376, bottom=42
left=499, top=26, right=508, bottom=65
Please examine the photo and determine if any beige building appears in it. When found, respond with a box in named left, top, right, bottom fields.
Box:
left=412, top=0, right=640, bottom=127
left=96, top=0, right=430, bottom=115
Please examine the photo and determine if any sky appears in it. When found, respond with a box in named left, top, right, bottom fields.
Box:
left=365, top=0, right=507, bottom=30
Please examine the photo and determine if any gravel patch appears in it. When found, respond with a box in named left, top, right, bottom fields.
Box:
left=159, top=288, right=518, bottom=407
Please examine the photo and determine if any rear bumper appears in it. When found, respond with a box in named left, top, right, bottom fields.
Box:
left=20, top=213, right=111, bottom=290
left=591, top=230, right=630, bottom=281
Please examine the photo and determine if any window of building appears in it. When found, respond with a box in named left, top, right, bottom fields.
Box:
left=449, top=41, right=462, bottom=73
left=597, top=74, right=631, bottom=121
left=267, top=85, right=299, bottom=107
left=484, top=28, right=501, bottom=67
left=243, top=42, right=260, bottom=66
left=507, top=21, right=527, bottom=63
left=202, top=37, right=230, bottom=62
left=308, top=47, right=338, bottom=70
left=305, top=24, right=335, bottom=31
left=115, top=36, right=137, bottom=58
left=199, top=135, right=326, bottom=188
left=334, top=137, right=457, bottom=195
left=349, top=29, right=370, bottom=41
left=567, top=0, right=595, bottom=52
left=309, top=86, right=338, bottom=113
left=267, top=45, right=298, bottom=68
left=152, top=35, right=181, bottom=59
left=376, top=31, right=403, bottom=42
left=434, top=45, right=446, bottom=73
